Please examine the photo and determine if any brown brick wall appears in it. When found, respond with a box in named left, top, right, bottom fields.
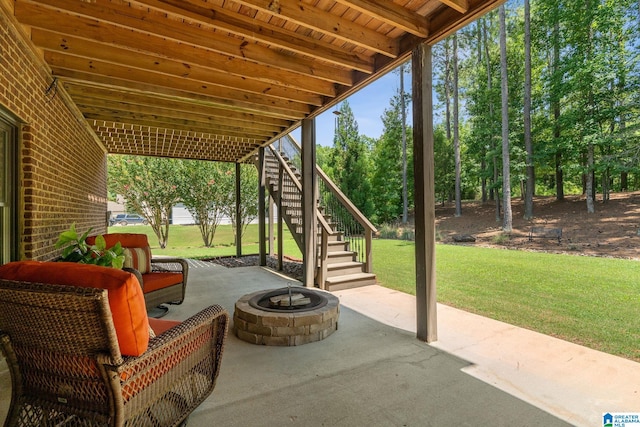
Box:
left=0, top=7, right=108, bottom=260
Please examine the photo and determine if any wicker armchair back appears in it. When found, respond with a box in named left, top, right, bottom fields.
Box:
left=0, top=268, right=228, bottom=427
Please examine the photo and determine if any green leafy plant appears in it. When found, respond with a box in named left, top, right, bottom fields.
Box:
left=55, top=223, right=125, bottom=269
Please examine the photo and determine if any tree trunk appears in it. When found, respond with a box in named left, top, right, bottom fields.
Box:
left=482, top=18, right=498, bottom=216
left=523, top=0, right=534, bottom=220
left=477, top=21, right=488, bottom=204
left=453, top=34, right=462, bottom=217
left=494, top=156, right=500, bottom=221
left=586, top=144, right=595, bottom=213
left=552, top=13, right=564, bottom=201
left=444, top=39, right=452, bottom=141
left=585, top=2, right=595, bottom=214
left=499, top=5, right=512, bottom=232
left=401, top=63, right=408, bottom=224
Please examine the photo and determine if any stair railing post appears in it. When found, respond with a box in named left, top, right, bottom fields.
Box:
left=235, top=162, right=242, bottom=258
left=258, top=148, right=267, bottom=267
left=268, top=196, right=274, bottom=256
left=365, top=228, right=373, bottom=273
left=277, top=158, right=284, bottom=271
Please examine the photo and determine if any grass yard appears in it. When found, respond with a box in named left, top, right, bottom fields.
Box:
left=110, top=224, right=639, bottom=362
left=372, top=239, right=640, bottom=362
left=108, top=224, right=302, bottom=259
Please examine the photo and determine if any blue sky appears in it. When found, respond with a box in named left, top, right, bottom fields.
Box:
left=292, top=69, right=409, bottom=147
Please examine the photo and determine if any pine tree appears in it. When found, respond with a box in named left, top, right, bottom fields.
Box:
left=330, top=101, right=374, bottom=217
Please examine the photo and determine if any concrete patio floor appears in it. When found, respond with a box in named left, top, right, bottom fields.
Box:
left=1, top=260, right=638, bottom=426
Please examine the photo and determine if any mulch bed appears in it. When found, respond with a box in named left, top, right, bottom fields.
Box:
left=203, top=254, right=304, bottom=282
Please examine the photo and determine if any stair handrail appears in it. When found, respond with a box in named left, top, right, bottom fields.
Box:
left=266, top=146, right=333, bottom=287
left=280, top=134, right=377, bottom=274
left=269, top=146, right=332, bottom=230
left=269, top=146, right=302, bottom=193
left=314, top=166, right=377, bottom=233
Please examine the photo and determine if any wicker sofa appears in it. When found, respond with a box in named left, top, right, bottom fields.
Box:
left=0, top=261, right=228, bottom=427
left=86, top=233, right=189, bottom=311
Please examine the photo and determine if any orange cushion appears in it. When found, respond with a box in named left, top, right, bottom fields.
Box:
left=141, top=272, right=183, bottom=292
left=123, top=247, right=152, bottom=274
left=120, top=323, right=209, bottom=402
left=87, top=233, right=150, bottom=249
left=148, top=318, right=181, bottom=336
left=0, top=261, right=150, bottom=357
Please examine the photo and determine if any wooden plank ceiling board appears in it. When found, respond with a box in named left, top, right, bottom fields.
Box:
left=10, top=0, right=504, bottom=162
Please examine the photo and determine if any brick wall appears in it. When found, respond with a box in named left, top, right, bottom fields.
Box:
left=0, top=6, right=108, bottom=260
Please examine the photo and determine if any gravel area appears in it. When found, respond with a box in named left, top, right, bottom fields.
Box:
left=204, top=255, right=304, bottom=282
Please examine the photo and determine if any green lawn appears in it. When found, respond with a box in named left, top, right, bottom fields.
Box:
left=372, top=239, right=640, bottom=362
left=108, top=224, right=302, bottom=259
left=111, top=225, right=640, bottom=362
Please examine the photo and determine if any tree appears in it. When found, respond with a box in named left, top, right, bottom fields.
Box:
left=108, top=155, right=181, bottom=248
left=330, top=101, right=374, bottom=217
left=371, top=89, right=410, bottom=224
left=453, top=33, right=462, bottom=217
left=499, top=5, right=513, bottom=232
left=523, top=0, right=534, bottom=220
left=179, top=160, right=234, bottom=247
left=433, top=126, right=455, bottom=205
left=399, top=62, right=410, bottom=224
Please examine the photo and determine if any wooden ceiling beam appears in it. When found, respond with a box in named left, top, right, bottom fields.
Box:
left=15, top=2, right=349, bottom=90
left=439, top=0, right=470, bottom=14
left=428, top=0, right=503, bottom=44
left=231, top=0, right=399, bottom=57
left=63, top=83, right=293, bottom=129
left=14, top=1, right=356, bottom=87
left=45, top=55, right=312, bottom=117
left=16, top=0, right=371, bottom=76
left=154, top=0, right=376, bottom=71
left=52, top=69, right=307, bottom=121
left=334, top=0, right=429, bottom=37
left=35, top=33, right=324, bottom=106
left=59, top=75, right=307, bottom=122
left=29, top=27, right=338, bottom=98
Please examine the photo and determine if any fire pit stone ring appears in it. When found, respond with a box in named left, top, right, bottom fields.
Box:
left=233, top=287, right=339, bottom=346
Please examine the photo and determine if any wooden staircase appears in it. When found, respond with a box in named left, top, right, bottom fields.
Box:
left=261, top=148, right=376, bottom=291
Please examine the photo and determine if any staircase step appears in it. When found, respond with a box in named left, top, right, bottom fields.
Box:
left=317, top=232, right=343, bottom=242
left=326, top=261, right=365, bottom=277
left=325, top=241, right=349, bottom=252
left=326, top=250, right=356, bottom=263
left=324, top=272, right=377, bottom=291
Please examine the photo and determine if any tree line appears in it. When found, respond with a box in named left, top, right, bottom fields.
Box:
left=108, top=156, right=258, bottom=249
left=319, top=0, right=639, bottom=230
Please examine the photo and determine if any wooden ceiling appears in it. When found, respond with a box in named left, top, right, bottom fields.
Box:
left=8, top=0, right=503, bottom=162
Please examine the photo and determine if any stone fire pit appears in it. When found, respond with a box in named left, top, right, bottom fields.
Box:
left=233, top=287, right=339, bottom=346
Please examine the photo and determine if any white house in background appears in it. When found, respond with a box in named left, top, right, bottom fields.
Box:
left=170, top=204, right=196, bottom=225
left=108, top=199, right=234, bottom=225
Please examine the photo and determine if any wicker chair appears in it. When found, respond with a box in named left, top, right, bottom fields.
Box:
left=0, top=262, right=228, bottom=427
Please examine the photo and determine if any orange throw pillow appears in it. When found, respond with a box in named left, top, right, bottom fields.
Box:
left=0, top=261, right=150, bottom=356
